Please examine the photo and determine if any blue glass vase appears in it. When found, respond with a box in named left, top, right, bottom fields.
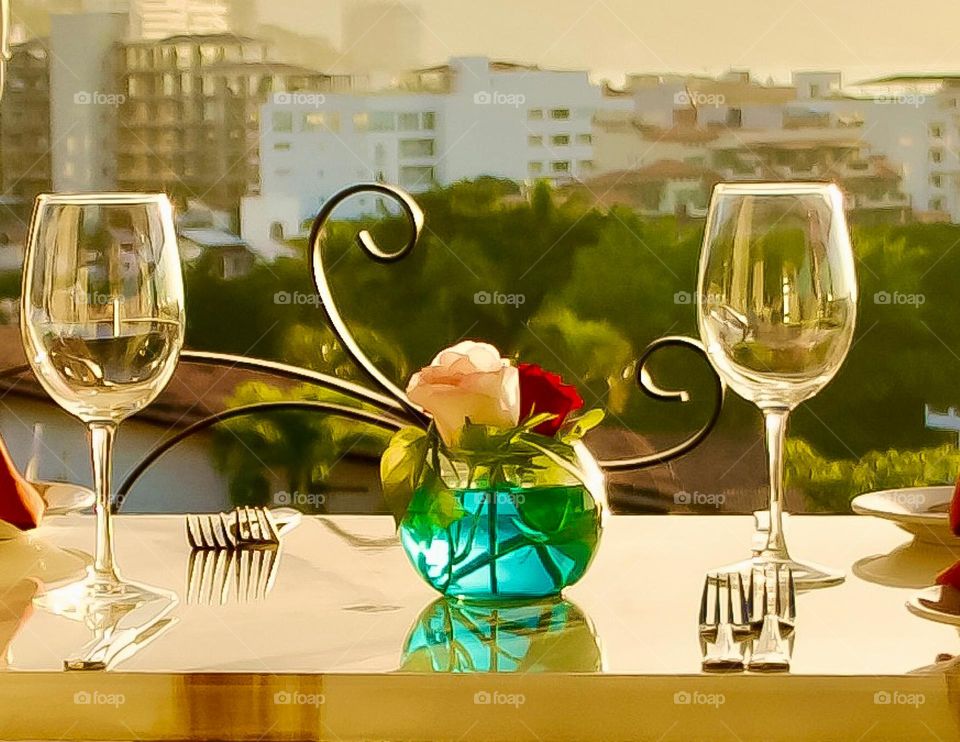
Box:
left=399, top=442, right=605, bottom=602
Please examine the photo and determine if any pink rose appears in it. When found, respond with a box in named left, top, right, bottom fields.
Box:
left=406, top=341, right=520, bottom=446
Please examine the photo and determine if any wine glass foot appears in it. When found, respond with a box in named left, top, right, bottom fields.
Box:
left=712, top=554, right=845, bottom=590
left=33, top=568, right=175, bottom=620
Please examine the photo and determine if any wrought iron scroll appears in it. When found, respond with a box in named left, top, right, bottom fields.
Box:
left=1, top=182, right=726, bottom=509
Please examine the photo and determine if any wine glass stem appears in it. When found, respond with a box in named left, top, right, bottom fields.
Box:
left=762, top=407, right=790, bottom=559
left=89, top=421, right=120, bottom=582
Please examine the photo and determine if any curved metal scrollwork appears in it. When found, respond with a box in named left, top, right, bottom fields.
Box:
left=308, top=182, right=429, bottom=428
left=0, top=183, right=727, bottom=509
left=597, top=336, right=725, bottom=471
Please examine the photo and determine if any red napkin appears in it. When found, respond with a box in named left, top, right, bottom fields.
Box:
left=0, top=436, right=44, bottom=530
left=951, top=475, right=960, bottom=537
left=938, top=560, right=960, bottom=590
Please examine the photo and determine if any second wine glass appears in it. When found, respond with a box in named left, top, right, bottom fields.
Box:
left=20, top=192, right=185, bottom=611
left=697, top=182, right=857, bottom=588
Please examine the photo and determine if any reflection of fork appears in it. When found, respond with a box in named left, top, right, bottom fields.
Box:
left=186, top=546, right=281, bottom=605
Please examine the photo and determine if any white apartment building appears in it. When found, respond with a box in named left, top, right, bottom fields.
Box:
left=800, top=77, right=960, bottom=221
left=128, top=0, right=229, bottom=39
left=241, top=57, right=629, bottom=247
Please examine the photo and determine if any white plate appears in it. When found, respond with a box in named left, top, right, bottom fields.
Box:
left=851, top=486, right=953, bottom=545
left=907, top=585, right=960, bottom=626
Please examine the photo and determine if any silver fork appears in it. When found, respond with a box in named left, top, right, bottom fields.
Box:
left=699, top=572, right=748, bottom=671
left=747, top=564, right=796, bottom=672
left=186, top=506, right=300, bottom=549
left=186, top=546, right=281, bottom=605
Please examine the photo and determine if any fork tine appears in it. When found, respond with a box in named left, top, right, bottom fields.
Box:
left=787, top=568, right=797, bottom=621
left=713, top=573, right=721, bottom=626
left=736, top=573, right=747, bottom=625
left=724, top=574, right=734, bottom=624
left=219, top=512, right=236, bottom=549
left=256, top=507, right=279, bottom=544
left=245, top=506, right=261, bottom=542
left=186, top=516, right=199, bottom=548
left=235, top=507, right=250, bottom=542
left=699, top=574, right=709, bottom=626
left=262, top=546, right=280, bottom=598
left=249, top=506, right=265, bottom=543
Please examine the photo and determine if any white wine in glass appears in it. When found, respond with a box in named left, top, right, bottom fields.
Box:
left=697, top=182, right=857, bottom=588
left=21, top=193, right=185, bottom=611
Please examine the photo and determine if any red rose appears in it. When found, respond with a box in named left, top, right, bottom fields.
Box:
left=517, top=363, right=584, bottom=437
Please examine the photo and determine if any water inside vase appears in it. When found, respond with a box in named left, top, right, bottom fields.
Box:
left=399, top=483, right=602, bottom=601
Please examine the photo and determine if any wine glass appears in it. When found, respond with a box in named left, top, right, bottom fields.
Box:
left=697, top=182, right=857, bottom=588
left=20, top=193, right=184, bottom=610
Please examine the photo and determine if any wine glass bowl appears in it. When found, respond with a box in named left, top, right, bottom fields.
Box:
left=698, top=183, right=857, bottom=587
left=20, top=192, right=184, bottom=610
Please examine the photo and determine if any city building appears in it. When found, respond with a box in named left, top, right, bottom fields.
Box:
left=127, top=0, right=230, bottom=40
left=116, top=33, right=356, bottom=212
left=0, top=37, right=52, bottom=210
left=242, top=56, right=627, bottom=247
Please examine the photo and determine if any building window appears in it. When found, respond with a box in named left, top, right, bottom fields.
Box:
left=552, top=134, right=570, bottom=146
left=930, top=123, right=945, bottom=139
left=369, top=112, right=396, bottom=131
left=528, top=135, right=543, bottom=147
left=931, top=149, right=944, bottom=164
left=550, top=108, right=571, bottom=120
left=576, top=133, right=592, bottom=145
left=421, top=111, right=437, bottom=130
left=528, top=162, right=543, bottom=175
left=399, top=165, right=436, bottom=190
left=399, top=139, right=436, bottom=158
left=271, top=111, right=293, bottom=133
left=552, top=160, right=570, bottom=173
left=353, top=112, right=369, bottom=131
left=304, top=112, right=340, bottom=132
left=930, top=197, right=946, bottom=211
left=726, top=108, right=743, bottom=128
left=931, top=173, right=944, bottom=188
left=273, top=142, right=291, bottom=151
left=528, top=109, right=544, bottom=120
left=579, top=159, right=594, bottom=171
left=398, top=112, right=420, bottom=131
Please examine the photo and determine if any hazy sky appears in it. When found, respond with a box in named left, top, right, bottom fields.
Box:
left=258, top=0, right=960, bottom=84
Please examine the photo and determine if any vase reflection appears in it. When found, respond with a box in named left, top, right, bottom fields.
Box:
left=400, top=596, right=602, bottom=673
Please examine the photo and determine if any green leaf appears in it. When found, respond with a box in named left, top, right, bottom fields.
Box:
left=558, top=408, right=605, bottom=443
left=380, top=425, right=430, bottom=526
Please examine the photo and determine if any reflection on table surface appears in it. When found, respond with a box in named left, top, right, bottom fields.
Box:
left=401, top=597, right=602, bottom=673
left=0, top=513, right=955, bottom=675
